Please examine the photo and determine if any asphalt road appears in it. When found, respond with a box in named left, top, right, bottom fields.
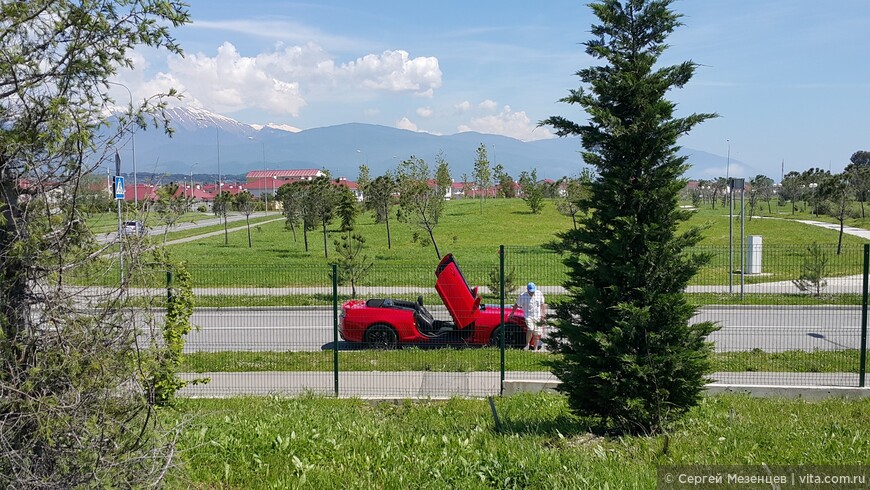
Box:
left=152, top=306, right=867, bottom=354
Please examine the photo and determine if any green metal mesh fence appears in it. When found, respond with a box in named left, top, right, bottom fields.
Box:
left=122, top=243, right=870, bottom=398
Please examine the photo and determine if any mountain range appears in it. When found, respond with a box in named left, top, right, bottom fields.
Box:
left=114, top=106, right=739, bottom=182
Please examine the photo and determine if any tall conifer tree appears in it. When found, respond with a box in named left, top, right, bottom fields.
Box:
left=542, top=0, right=718, bottom=433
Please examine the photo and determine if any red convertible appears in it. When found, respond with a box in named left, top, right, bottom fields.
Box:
left=339, top=254, right=527, bottom=349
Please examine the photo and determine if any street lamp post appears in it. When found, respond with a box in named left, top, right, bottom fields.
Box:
left=108, top=81, right=137, bottom=206
left=725, top=139, right=731, bottom=180
left=188, top=162, right=198, bottom=203
left=216, top=127, right=221, bottom=196
left=264, top=168, right=269, bottom=215
left=262, top=143, right=267, bottom=215
left=249, top=136, right=268, bottom=214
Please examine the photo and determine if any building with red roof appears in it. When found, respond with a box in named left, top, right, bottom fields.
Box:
left=245, top=169, right=325, bottom=184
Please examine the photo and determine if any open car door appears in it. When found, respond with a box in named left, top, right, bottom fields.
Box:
left=434, top=254, right=481, bottom=329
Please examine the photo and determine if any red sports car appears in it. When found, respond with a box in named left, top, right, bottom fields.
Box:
left=339, top=254, right=528, bottom=349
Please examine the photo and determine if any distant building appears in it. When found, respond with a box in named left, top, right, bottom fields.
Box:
left=245, top=169, right=325, bottom=184
left=335, top=177, right=363, bottom=201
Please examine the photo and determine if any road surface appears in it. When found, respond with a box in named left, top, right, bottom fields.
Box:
left=141, top=306, right=868, bottom=354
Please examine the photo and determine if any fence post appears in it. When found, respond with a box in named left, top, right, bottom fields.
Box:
left=332, top=264, right=339, bottom=397
left=499, top=245, right=505, bottom=396
left=860, top=244, right=868, bottom=387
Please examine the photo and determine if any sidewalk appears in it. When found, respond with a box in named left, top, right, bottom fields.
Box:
left=178, top=371, right=863, bottom=399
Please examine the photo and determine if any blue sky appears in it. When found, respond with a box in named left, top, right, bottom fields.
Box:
left=114, top=0, right=870, bottom=181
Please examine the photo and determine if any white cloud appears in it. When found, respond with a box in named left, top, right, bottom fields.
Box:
left=455, top=101, right=471, bottom=113
left=457, top=105, right=554, bottom=142
left=395, top=117, right=418, bottom=132
left=142, top=42, right=442, bottom=117
left=416, top=106, right=433, bottom=118
left=343, top=50, right=442, bottom=94
left=165, top=42, right=307, bottom=116
left=478, top=99, right=498, bottom=111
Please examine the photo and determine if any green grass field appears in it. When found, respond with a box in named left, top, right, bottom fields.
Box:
left=180, top=348, right=863, bottom=374
left=163, top=393, right=870, bottom=488
left=81, top=198, right=870, bottom=292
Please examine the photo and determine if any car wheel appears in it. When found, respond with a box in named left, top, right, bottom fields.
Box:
left=490, top=324, right=526, bottom=349
left=364, top=324, right=398, bottom=349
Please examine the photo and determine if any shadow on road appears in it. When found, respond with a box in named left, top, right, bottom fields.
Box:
left=807, top=332, right=850, bottom=349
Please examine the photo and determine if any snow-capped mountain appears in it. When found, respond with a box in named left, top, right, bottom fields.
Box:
left=250, top=122, right=302, bottom=133
left=112, top=106, right=742, bottom=181
left=160, top=106, right=256, bottom=135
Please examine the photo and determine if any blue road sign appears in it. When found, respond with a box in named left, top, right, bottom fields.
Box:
left=114, top=176, right=125, bottom=200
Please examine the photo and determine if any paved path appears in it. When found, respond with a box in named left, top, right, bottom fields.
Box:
left=178, top=371, right=862, bottom=399
left=793, top=219, right=870, bottom=240
left=98, top=212, right=283, bottom=244
left=68, top=276, right=867, bottom=297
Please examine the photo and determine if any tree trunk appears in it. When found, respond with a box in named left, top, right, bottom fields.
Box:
left=223, top=213, right=228, bottom=244
left=427, top=226, right=440, bottom=259
left=246, top=215, right=252, bottom=248
left=322, top=220, right=328, bottom=259
left=385, top=205, right=392, bottom=249
left=837, top=212, right=845, bottom=256
left=303, top=225, right=309, bottom=252
left=0, top=176, right=31, bottom=370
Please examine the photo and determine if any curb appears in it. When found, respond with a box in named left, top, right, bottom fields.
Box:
left=502, top=380, right=870, bottom=399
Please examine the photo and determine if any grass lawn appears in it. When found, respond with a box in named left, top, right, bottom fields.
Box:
left=181, top=348, right=863, bottom=374
left=78, top=198, right=870, bottom=293
left=107, top=198, right=866, bottom=289
left=120, top=292, right=860, bottom=308
left=163, top=393, right=870, bottom=489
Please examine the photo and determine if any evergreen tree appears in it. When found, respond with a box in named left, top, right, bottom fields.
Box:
left=330, top=231, right=374, bottom=298
left=541, top=0, right=717, bottom=434
left=357, top=164, right=372, bottom=197
left=434, top=152, right=452, bottom=199
left=336, top=183, right=358, bottom=231
left=472, top=143, right=492, bottom=210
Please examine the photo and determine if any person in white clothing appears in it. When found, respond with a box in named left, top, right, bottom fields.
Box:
left=508, top=282, right=546, bottom=351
